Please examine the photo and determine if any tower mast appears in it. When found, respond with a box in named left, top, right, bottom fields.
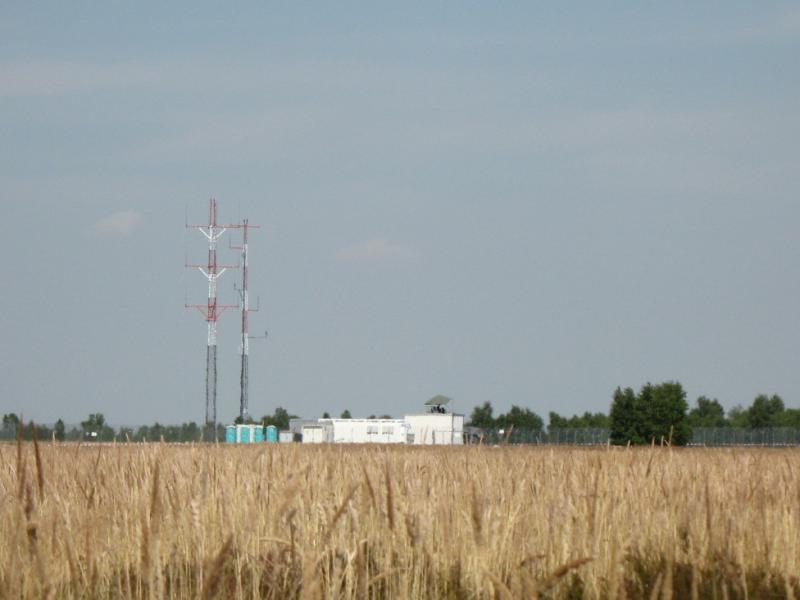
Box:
left=186, top=198, right=238, bottom=439
left=232, top=219, right=261, bottom=422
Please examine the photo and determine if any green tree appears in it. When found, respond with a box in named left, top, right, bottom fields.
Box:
left=468, top=401, right=495, bottom=428
left=340, top=409, right=352, bottom=419
left=164, top=425, right=182, bottom=442
left=610, top=382, right=690, bottom=445
left=643, top=382, right=690, bottom=445
left=496, top=405, right=543, bottom=432
left=54, top=418, right=66, bottom=441
left=81, top=413, right=114, bottom=441
left=775, top=408, right=800, bottom=428
left=32, top=422, right=53, bottom=441
left=20, top=421, right=46, bottom=442
left=727, top=405, right=749, bottom=428
left=548, top=411, right=569, bottom=431
left=747, top=394, right=785, bottom=428
left=595, top=412, right=610, bottom=427
left=609, top=387, right=643, bottom=445
left=2, top=413, right=20, bottom=440
left=687, top=396, right=727, bottom=428
left=550, top=410, right=610, bottom=431
left=81, top=413, right=105, bottom=431
left=582, top=412, right=611, bottom=428
left=181, top=421, right=201, bottom=442
left=261, top=407, right=296, bottom=430
left=322, top=412, right=331, bottom=419
left=149, top=422, right=165, bottom=441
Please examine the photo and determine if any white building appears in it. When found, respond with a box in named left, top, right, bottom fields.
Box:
left=295, top=413, right=464, bottom=445
left=330, top=418, right=412, bottom=444
left=404, top=413, right=464, bottom=445
left=301, top=424, right=327, bottom=444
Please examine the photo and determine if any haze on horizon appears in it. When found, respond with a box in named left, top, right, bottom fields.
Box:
left=1, top=2, right=799, bottom=426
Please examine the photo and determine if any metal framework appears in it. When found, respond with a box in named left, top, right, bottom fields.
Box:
left=186, top=199, right=238, bottom=438
left=231, top=219, right=261, bottom=423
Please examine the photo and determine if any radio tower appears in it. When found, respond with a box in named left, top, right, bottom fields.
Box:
left=231, top=219, right=261, bottom=423
left=186, top=199, right=238, bottom=439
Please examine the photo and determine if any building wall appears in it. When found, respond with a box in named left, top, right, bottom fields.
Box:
left=404, top=413, right=464, bottom=445
left=322, top=418, right=410, bottom=444
left=301, top=425, right=326, bottom=443
left=292, top=414, right=465, bottom=445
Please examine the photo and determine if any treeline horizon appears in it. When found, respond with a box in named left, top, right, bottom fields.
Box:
left=2, top=382, right=796, bottom=444
left=469, top=383, right=795, bottom=446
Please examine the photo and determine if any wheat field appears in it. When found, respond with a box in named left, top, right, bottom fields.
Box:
left=1, top=440, right=799, bottom=599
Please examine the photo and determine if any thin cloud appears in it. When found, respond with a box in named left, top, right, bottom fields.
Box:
left=94, top=210, right=143, bottom=236
left=337, top=238, right=419, bottom=263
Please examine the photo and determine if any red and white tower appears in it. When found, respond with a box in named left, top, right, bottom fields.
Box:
left=186, top=199, right=238, bottom=437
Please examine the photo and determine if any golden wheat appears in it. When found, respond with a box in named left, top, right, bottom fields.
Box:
left=0, top=443, right=798, bottom=598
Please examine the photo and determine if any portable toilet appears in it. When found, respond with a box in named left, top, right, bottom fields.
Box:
left=239, top=425, right=251, bottom=443
left=266, top=425, right=278, bottom=443
left=253, top=425, right=265, bottom=442
left=225, top=426, right=236, bottom=443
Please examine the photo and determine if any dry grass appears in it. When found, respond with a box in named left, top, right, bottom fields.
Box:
left=1, top=442, right=799, bottom=598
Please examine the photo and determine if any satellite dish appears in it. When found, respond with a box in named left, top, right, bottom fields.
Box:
left=425, top=395, right=451, bottom=406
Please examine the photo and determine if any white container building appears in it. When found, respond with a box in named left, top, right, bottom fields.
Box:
left=296, top=414, right=463, bottom=445
left=323, top=418, right=412, bottom=444
left=404, top=413, right=464, bottom=445
left=301, top=424, right=327, bottom=444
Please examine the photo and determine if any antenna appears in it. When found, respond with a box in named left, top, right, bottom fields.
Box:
left=230, top=218, right=262, bottom=423
left=185, top=198, right=239, bottom=440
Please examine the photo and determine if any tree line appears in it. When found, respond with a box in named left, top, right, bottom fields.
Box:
left=467, top=383, right=798, bottom=446
left=1, top=408, right=300, bottom=443
left=1, top=406, right=336, bottom=442
left=0, top=413, right=215, bottom=443
left=0, top=406, right=378, bottom=442
left=3, top=386, right=796, bottom=445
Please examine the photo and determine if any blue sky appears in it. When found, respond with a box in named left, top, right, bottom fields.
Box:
left=1, top=3, right=799, bottom=425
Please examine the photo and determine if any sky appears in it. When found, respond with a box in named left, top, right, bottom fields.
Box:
left=1, top=2, right=799, bottom=426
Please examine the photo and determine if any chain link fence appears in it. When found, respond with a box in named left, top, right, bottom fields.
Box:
left=472, top=428, right=610, bottom=445
left=472, top=427, right=800, bottom=446
left=689, top=427, right=800, bottom=446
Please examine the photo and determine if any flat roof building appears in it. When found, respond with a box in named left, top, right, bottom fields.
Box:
left=288, top=412, right=464, bottom=445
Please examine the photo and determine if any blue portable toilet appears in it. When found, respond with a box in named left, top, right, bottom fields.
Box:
left=225, top=426, right=236, bottom=443
left=253, top=426, right=265, bottom=442
left=239, top=425, right=251, bottom=443
left=266, top=425, right=278, bottom=443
